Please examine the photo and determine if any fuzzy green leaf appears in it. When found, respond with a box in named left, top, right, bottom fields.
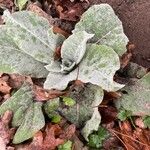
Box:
left=73, top=4, right=128, bottom=56
left=88, top=127, right=109, bottom=148
left=44, top=68, right=78, bottom=90
left=2, top=10, right=65, bottom=64
left=0, top=10, right=65, bottom=73
left=58, top=140, right=72, bottom=150
left=0, top=84, right=45, bottom=144
left=78, top=44, right=124, bottom=91
left=58, top=84, right=103, bottom=129
left=116, top=73, right=150, bottom=116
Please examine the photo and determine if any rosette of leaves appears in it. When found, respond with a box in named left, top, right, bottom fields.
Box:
left=0, top=4, right=128, bottom=91
left=44, top=4, right=128, bottom=91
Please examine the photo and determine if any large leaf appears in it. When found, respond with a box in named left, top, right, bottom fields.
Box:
left=13, top=102, right=44, bottom=144
left=0, top=47, right=48, bottom=78
left=78, top=44, right=124, bottom=91
left=73, top=4, right=128, bottom=56
left=116, top=73, right=150, bottom=116
left=0, top=84, right=45, bottom=144
left=58, top=83, right=103, bottom=131
left=2, top=10, right=65, bottom=64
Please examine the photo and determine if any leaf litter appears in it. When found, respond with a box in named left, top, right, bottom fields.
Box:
left=0, top=0, right=149, bottom=149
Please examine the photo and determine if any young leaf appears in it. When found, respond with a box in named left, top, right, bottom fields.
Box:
left=0, top=84, right=45, bottom=144
left=62, top=97, right=76, bottom=106
left=143, top=116, right=150, bottom=128
left=61, top=31, right=94, bottom=72
left=78, top=44, right=124, bottom=91
left=88, top=127, right=109, bottom=148
left=58, top=140, right=72, bottom=150
left=73, top=4, right=128, bottom=56
left=15, top=0, right=28, bottom=10
left=44, top=98, right=60, bottom=119
left=117, top=109, right=132, bottom=121
left=2, top=10, right=64, bottom=64
left=116, top=73, right=150, bottom=116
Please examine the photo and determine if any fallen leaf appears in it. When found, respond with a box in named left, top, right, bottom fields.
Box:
left=54, top=0, right=86, bottom=21
left=0, top=77, right=11, bottom=94
left=8, top=74, right=33, bottom=89
left=59, top=124, right=76, bottom=140
left=0, top=111, right=15, bottom=148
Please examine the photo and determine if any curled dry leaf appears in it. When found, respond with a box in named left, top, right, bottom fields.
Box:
left=54, top=0, right=86, bottom=21
left=0, top=77, right=11, bottom=94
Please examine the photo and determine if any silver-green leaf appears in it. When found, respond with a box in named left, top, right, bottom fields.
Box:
left=116, top=73, right=150, bottom=116
left=0, top=84, right=45, bottom=144
left=44, top=68, right=78, bottom=90
left=78, top=44, right=124, bottom=91
left=13, top=102, right=45, bottom=144
left=73, top=4, right=128, bottom=56
left=2, top=10, right=64, bottom=64
left=58, top=83, right=103, bottom=128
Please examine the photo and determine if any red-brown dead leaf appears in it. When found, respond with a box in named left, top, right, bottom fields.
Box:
left=33, top=85, right=50, bottom=101
left=0, top=111, right=15, bottom=149
left=59, top=124, right=76, bottom=140
left=8, top=74, right=33, bottom=89
left=54, top=0, right=88, bottom=21
left=33, top=84, right=65, bottom=101
left=0, top=0, right=14, bottom=10
left=53, top=26, right=70, bottom=38
left=120, top=43, right=135, bottom=69
left=16, top=124, right=75, bottom=150
left=99, top=106, right=117, bottom=124
left=27, top=3, right=53, bottom=25
left=0, top=77, right=11, bottom=94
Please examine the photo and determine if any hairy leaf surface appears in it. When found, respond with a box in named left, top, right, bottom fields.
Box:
left=78, top=44, right=124, bottom=91
left=0, top=84, right=45, bottom=144
left=116, top=73, right=150, bottom=116
left=58, top=84, right=103, bottom=136
left=73, top=4, right=128, bottom=56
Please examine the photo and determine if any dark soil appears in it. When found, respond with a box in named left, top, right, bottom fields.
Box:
left=88, top=0, right=150, bottom=68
